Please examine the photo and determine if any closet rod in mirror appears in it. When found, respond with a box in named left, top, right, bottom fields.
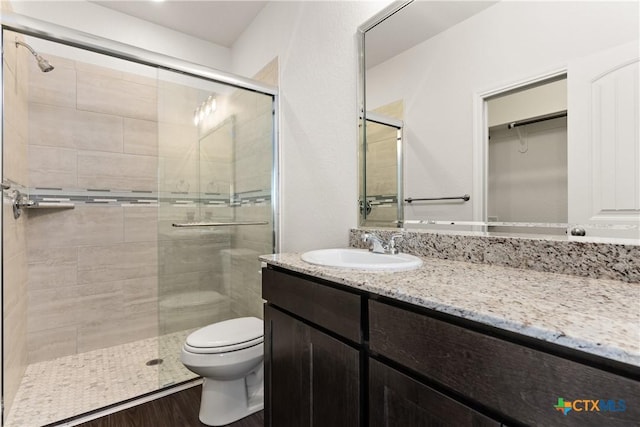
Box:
left=507, top=111, right=567, bottom=129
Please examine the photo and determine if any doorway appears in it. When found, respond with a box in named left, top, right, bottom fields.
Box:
left=475, top=75, right=568, bottom=234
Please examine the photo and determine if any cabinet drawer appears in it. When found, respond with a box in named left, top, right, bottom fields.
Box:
left=369, top=300, right=640, bottom=427
left=262, top=267, right=361, bottom=343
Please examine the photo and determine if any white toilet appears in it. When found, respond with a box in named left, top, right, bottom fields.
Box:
left=181, top=317, right=264, bottom=426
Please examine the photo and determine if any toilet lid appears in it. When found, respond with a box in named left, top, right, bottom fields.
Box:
left=186, top=317, right=263, bottom=350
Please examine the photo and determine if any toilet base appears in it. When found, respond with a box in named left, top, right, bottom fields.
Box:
left=198, top=374, right=264, bottom=426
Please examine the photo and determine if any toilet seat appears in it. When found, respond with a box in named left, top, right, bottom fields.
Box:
left=184, top=317, right=264, bottom=354
left=184, top=337, right=263, bottom=354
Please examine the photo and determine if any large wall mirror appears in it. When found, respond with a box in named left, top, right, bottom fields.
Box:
left=358, top=0, right=639, bottom=242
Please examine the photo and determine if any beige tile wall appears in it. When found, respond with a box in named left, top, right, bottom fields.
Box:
left=3, top=35, right=29, bottom=185
left=75, top=63, right=157, bottom=121
left=28, top=54, right=158, bottom=192
left=25, top=55, right=161, bottom=362
left=199, top=118, right=233, bottom=196
left=2, top=199, right=29, bottom=419
left=364, top=100, right=403, bottom=224
left=2, top=27, right=30, bottom=421
left=157, top=80, right=199, bottom=195
left=366, top=126, right=398, bottom=195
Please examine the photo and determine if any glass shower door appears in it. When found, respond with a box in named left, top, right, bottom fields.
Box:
left=155, top=69, right=274, bottom=387
left=2, top=23, right=277, bottom=425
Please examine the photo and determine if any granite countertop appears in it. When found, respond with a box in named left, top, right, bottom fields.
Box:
left=260, top=252, right=640, bottom=367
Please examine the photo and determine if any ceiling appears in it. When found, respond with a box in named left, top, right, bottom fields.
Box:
left=91, top=1, right=267, bottom=47
left=90, top=1, right=498, bottom=63
left=365, top=1, right=499, bottom=68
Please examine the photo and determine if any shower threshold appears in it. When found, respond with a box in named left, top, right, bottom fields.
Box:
left=4, top=329, right=197, bottom=427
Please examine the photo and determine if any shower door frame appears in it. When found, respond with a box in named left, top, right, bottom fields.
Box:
left=0, top=12, right=280, bottom=423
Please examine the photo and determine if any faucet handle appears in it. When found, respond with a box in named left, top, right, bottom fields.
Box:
left=388, top=233, right=404, bottom=254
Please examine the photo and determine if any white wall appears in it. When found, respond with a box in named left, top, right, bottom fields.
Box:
left=232, top=1, right=389, bottom=252
left=366, top=1, right=639, bottom=222
left=9, top=0, right=231, bottom=70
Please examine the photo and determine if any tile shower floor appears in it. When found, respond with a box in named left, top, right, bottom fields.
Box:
left=5, top=329, right=198, bottom=427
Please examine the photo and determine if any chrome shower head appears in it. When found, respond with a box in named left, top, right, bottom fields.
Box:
left=15, top=40, right=55, bottom=73
left=35, top=54, right=54, bottom=73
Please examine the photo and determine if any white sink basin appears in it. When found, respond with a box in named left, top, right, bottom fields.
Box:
left=301, top=248, right=423, bottom=271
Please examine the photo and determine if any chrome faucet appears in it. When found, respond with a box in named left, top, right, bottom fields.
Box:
left=363, top=233, right=386, bottom=253
left=362, top=233, right=404, bottom=254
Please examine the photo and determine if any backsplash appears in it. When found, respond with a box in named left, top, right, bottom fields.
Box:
left=350, top=229, right=640, bottom=283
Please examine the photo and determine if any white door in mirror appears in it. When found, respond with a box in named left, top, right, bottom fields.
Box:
left=301, top=248, right=423, bottom=271
left=568, top=40, right=640, bottom=240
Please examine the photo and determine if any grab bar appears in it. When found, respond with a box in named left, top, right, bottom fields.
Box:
left=405, top=194, right=470, bottom=203
left=172, top=221, right=268, bottom=227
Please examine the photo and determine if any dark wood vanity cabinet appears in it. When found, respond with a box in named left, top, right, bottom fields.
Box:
left=265, top=305, right=360, bottom=426
left=368, top=300, right=640, bottom=427
left=263, top=267, right=361, bottom=427
left=263, top=266, right=640, bottom=427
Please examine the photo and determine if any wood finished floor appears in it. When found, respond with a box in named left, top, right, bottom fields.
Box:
left=76, top=385, right=264, bottom=427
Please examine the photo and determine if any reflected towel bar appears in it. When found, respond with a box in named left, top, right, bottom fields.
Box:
left=172, top=221, right=268, bottom=227
left=405, top=194, right=470, bottom=203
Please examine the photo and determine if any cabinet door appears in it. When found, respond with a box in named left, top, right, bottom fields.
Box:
left=265, top=305, right=360, bottom=427
left=265, top=304, right=312, bottom=426
left=369, top=358, right=500, bottom=427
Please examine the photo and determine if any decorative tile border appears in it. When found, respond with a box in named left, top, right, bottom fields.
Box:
left=28, top=187, right=271, bottom=208
left=350, top=228, right=640, bottom=283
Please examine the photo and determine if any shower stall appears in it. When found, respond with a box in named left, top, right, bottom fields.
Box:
left=359, top=109, right=403, bottom=227
left=1, top=18, right=277, bottom=427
